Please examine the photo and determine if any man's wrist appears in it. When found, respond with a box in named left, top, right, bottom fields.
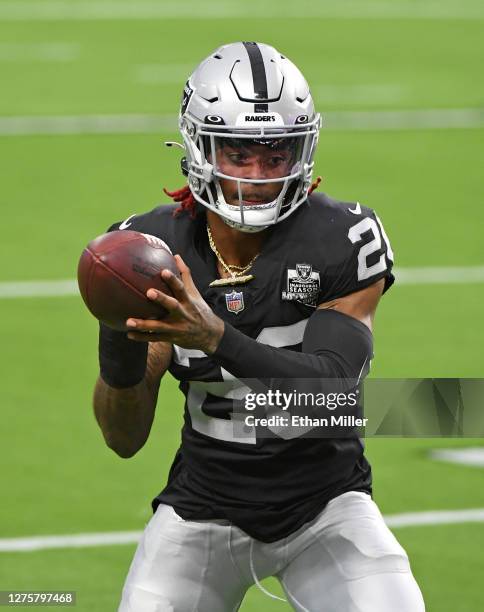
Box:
left=210, top=321, right=249, bottom=361
left=98, top=323, right=148, bottom=388
left=203, top=317, right=226, bottom=355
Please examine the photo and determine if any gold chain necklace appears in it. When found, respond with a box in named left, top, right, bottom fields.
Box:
left=206, top=225, right=258, bottom=287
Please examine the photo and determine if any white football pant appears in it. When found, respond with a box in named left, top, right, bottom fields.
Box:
left=118, top=491, right=425, bottom=612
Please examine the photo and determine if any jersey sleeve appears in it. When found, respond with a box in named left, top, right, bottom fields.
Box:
left=106, top=213, right=139, bottom=233
left=320, top=206, right=395, bottom=302
left=105, top=214, right=135, bottom=233
left=104, top=205, right=177, bottom=245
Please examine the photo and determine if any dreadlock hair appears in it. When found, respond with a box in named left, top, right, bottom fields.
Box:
left=163, top=185, right=197, bottom=219
left=308, top=176, right=322, bottom=194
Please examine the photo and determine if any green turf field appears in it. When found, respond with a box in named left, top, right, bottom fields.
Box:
left=1, top=1, right=483, bottom=610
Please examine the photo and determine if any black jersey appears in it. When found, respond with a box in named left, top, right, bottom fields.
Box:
left=109, top=192, right=394, bottom=542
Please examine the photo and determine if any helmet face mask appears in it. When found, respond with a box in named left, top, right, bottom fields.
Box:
left=178, top=42, right=321, bottom=232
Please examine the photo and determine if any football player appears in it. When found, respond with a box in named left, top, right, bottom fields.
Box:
left=93, top=42, right=425, bottom=611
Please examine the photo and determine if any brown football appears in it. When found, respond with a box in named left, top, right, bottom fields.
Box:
left=77, top=230, right=179, bottom=331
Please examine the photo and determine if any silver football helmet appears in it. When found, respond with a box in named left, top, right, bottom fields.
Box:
left=178, top=42, right=321, bottom=232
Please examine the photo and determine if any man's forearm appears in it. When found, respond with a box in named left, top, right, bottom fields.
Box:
left=212, top=309, right=372, bottom=383
left=93, top=376, right=158, bottom=458
left=93, top=341, right=172, bottom=457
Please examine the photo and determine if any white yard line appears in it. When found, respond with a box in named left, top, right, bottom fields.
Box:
left=1, top=1, right=484, bottom=21
left=0, top=531, right=142, bottom=552
left=1, top=508, right=484, bottom=552
left=0, top=109, right=483, bottom=136
left=395, top=266, right=484, bottom=285
left=430, top=448, right=484, bottom=468
left=0, top=279, right=78, bottom=298
left=1, top=267, right=484, bottom=299
left=0, top=114, right=178, bottom=136
left=384, top=508, right=484, bottom=528
left=0, top=42, right=80, bottom=62
left=324, top=108, right=484, bottom=131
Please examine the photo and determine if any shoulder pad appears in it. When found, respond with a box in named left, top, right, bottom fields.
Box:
left=305, top=193, right=395, bottom=300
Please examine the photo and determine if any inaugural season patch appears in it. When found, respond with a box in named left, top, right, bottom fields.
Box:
left=282, top=263, right=320, bottom=306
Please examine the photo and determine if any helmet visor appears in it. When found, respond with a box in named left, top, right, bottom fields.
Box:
left=203, top=134, right=305, bottom=209
left=207, top=134, right=304, bottom=179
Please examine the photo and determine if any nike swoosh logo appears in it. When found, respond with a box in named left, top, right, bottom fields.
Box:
left=349, top=203, right=361, bottom=215
left=119, top=214, right=136, bottom=230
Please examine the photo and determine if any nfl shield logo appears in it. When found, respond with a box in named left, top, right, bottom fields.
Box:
left=296, top=263, right=312, bottom=281
left=225, top=291, right=244, bottom=314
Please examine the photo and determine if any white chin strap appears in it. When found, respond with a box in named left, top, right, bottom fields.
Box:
left=211, top=177, right=290, bottom=233
left=222, top=216, right=269, bottom=233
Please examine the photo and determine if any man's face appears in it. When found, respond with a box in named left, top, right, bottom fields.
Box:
left=213, top=140, right=295, bottom=206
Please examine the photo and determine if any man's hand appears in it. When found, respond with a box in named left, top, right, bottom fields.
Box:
left=126, top=255, right=224, bottom=354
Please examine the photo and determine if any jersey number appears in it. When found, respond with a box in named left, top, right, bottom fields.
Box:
left=348, top=216, right=393, bottom=281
